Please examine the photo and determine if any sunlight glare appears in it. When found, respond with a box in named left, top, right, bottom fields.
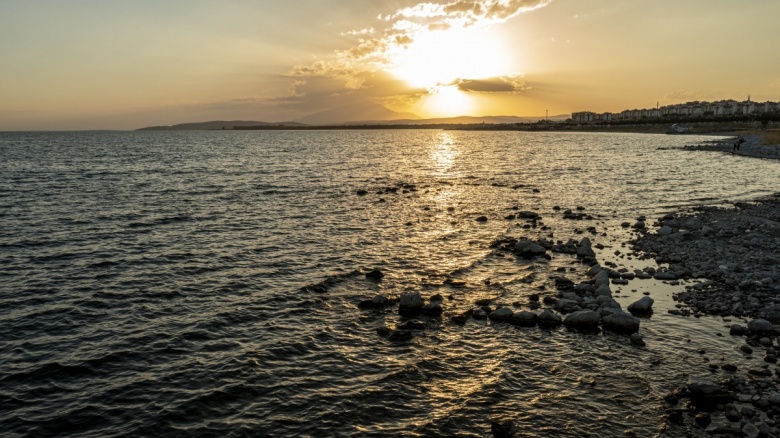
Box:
left=420, top=85, right=475, bottom=117
left=390, top=27, right=509, bottom=88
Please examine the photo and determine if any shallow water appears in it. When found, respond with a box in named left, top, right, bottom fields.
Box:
left=1, top=130, right=779, bottom=437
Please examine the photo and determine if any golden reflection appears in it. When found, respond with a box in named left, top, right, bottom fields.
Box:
left=431, top=132, right=457, bottom=175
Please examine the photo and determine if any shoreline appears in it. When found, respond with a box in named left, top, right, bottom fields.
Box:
left=624, top=193, right=780, bottom=434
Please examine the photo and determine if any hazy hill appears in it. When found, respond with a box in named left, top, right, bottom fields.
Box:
left=296, top=103, right=420, bottom=126
left=136, top=120, right=305, bottom=131
left=334, top=115, right=568, bottom=125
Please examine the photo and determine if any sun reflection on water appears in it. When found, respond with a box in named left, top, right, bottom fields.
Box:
left=431, top=133, right=458, bottom=176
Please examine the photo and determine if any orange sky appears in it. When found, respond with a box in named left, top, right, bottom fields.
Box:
left=2, top=0, right=779, bottom=130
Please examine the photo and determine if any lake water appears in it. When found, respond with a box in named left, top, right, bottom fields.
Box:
left=1, top=130, right=779, bottom=437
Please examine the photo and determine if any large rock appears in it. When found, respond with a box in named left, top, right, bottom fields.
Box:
left=593, top=270, right=611, bottom=288
left=577, top=237, right=596, bottom=258
left=602, top=312, right=641, bottom=332
left=509, top=311, right=538, bottom=326
left=748, top=318, right=775, bottom=333
left=563, top=310, right=601, bottom=327
left=399, top=292, right=424, bottom=315
left=489, top=307, right=513, bottom=321
left=513, top=240, right=547, bottom=258
left=594, top=284, right=613, bottom=297
left=687, top=377, right=732, bottom=401
left=538, top=309, right=562, bottom=326
left=628, top=296, right=654, bottom=314
left=554, top=298, right=581, bottom=313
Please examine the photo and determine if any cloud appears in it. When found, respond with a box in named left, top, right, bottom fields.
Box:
left=456, top=76, right=528, bottom=93
left=278, top=1, right=552, bottom=120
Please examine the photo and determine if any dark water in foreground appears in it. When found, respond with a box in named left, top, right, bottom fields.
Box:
left=1, top=130, right=779, bottom=437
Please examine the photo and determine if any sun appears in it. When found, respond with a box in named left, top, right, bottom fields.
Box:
left=419, top=85, right=475, bottom=117
left=389, top=27, right=510, bottom=89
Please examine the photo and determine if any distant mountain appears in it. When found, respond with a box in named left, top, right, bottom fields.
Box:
left=136, top=120, right=306, bottom=131
left=296, top=103, right=420, bottom=125
left=333, top=114, right=569, bottom=125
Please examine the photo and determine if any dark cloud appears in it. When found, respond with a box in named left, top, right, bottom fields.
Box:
left=457, top=76, right=527, bottom=93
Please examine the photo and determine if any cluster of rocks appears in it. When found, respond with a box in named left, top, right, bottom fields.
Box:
left=630, top=197, right=780, bottom=321
left=373, top=291, right=445, bottom=341
left=663, top=319, right=780, bottom=436
left=355, top=182, right=420, bottom=197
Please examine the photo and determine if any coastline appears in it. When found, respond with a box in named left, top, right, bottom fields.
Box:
left=624, top=192, right=780, bottom=434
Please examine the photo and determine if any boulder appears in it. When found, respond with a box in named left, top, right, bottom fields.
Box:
left=748, top=318, right=775, bottom=333
left=509, top=311, right=538, bottom=326
left=489, top=307, right=513, bottom=321
left=388, top=330, right=414, bottom=342
left=593, top=270, right=611, bottom=288
left=563, top=309, right=601, bottom=327
left=577, top=237, right=596, bottom=258
left=365, top=269, right=384, bottom=280
left=628, top=296, right=654, bottom=314
left=399, top=292, right=424, bottom=314
left=602, top=312, right=641, bottom=332
left=687, top=377, right=732, bottom=401
left=513, top=240, right=546, bottom=258
left=538, top=309, right=562, bottom=326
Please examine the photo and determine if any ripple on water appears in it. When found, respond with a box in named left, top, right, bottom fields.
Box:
left=1, top=130, right=779, bottom=436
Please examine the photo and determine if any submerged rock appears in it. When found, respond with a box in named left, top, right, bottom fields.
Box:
left=513, top=240, right=546, bottom=258
left=602, top=312, right=641, bottom=332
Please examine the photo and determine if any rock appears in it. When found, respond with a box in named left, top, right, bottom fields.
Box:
left=653, top=272, right=677, bottom=281
left=694, top=412, right=711, bottom=428
left=398, top=320, right=425, bottom=330
left=491, top=419, right=515, bottom=438
left=659, top=225, right=674, bottom=236
left=517, top=211, right=539, bottom=219
left=489, top=307, right=513, bottom=321
left=594, top=284, right=612, bottom=297
left=729, top=324, right=747, bottom=336
left=748, top=318, right=775, bottom=333
left=513, top=240, right=546, bottom=258
left=365, top=269, right=384, bottom=280
left=420, top=302, right=443, bottom=315
left=475, top=215, right=488, bottom=222
left=563, top=310, right=601, bottom=327
left=742, top=422, right=760, bottom=438
left=632, top=220, right=646, bottom=229
left=577, top=237, right=596, bottom=258
left=724, top=404, right=742, bottom=422
left=388, top=330, right=413, bottom=342
left=740, top=344, right=754, bottom=354
left=451, top=312, right=470, bottom=325
left=687, top=377, right=732, bottom=401
left=399, top=292, right=424, bottom=315
left=538, top=309, right=562, bottom=326
left=376, top=326, right=391, bottom=337
left=587, top=264, right=602, bottom=276
left=748, top=366, right=772, bottom=377
left=627, top=296, right=654, bottom=314
left=593, top=270, right=611, bottom=288
left=358, top=294, right=390, bottom=309
left=473, top=308, right=488, bottom=320
left=630, top=332, right=646, bottom=346
left=602, top=312, right=641, bottom=332
left=356, top=189, right=368, bottom=196
left=554, top=299, right=581, bottom=314
left=430, top=293, right=444, bottom=302
left=509, top=311, right=538, bottom=326
left=768, top=392, right=780, bottom=405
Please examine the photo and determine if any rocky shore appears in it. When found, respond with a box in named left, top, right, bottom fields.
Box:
left=626, top=191, right=780, bottom=435
left=680, top=133, right=780, bottom=160
left=630, top=195, right=780, bottom=321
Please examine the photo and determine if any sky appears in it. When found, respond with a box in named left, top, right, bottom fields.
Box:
left=2, top=0, right=779, bottom=130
